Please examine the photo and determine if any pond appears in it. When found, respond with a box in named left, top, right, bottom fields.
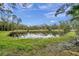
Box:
left=9, top=31, right=64, bottom=39
left=17, top=33, right=60, bottom=39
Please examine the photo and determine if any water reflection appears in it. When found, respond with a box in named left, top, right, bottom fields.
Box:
left=17, top=33, right=60, bottom=39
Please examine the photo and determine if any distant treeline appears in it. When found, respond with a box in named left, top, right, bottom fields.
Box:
left=0, top=21, right=27, bottom=31
left=0, top=20, right=71, bottom=34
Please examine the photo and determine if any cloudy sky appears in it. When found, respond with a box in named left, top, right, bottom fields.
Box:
left=13, top=3, right=71, bottom=26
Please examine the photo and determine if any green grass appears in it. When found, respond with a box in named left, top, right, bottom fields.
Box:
left=0, top=31, right=76, bottom=56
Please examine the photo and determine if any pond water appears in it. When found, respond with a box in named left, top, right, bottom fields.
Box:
left=17, top=33, right=60, bottom=39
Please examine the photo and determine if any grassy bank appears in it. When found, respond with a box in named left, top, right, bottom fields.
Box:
left=0, top=31, right=76, bottom=55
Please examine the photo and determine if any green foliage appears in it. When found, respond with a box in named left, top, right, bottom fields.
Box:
left=63, top=25, right=71, bottom=33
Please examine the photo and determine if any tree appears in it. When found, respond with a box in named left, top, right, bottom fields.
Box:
left=16, top=18, right=22, bottom=30
left=55, top=3, right=79, bottom=40
left=0, top=3, right=23, bottom=31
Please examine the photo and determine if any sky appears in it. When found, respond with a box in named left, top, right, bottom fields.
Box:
left=13, top=3, right=71, bottom=26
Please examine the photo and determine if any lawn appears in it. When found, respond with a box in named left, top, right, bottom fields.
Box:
left=0, top=31, right=76, bottom=56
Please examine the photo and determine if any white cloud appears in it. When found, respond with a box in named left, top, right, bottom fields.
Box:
left=20, top=3, right=54, bottom=11
left=20, top=3, right=33, bottom=9
left=38, top=3, right=53, bottom=10
left=56, top=13, right=66, bottom=17
left=44, top=11, right=55, bottom=18
left=45, top=11, right=66, bottom=19
left=50, top=20, right=55, bottom=23
left=26, top=3, right=33, bottom=8
left=38, top=5, right=48, bottom=10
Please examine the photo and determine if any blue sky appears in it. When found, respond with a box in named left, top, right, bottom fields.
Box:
left=13, top=3, right=71, bottom=26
